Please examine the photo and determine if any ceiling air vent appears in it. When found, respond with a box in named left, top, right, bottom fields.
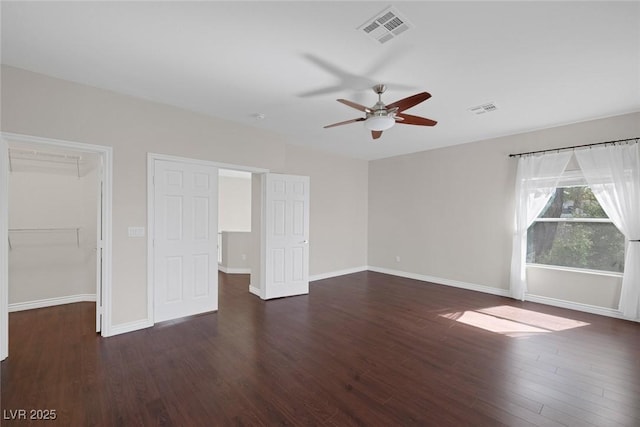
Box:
left=358, top=6, right=412, bottom=44
left=469, top=103, right=498, bottom=115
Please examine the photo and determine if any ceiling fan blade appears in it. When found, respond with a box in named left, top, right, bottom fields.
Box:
left=337, top=99, right=372, bottom=113
left=387, top=92, right=432, bottom=112
left=395, top=113, right=437, bottom=126
left=324, top=118, right=365, bottom=128
left=371, top=130, right=383, bottom=139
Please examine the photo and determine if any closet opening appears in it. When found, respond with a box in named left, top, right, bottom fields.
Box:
left=8, top=143, right=101, bottom=327
left=1, top=132, right=113, bottom=361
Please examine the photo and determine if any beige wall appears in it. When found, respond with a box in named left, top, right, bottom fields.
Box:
left=527, top=266, right=621, bottom=309
left=369, top=112, right=639, bottom=307
left=219, top=231, right=251, bottom=272
left=282, top=144, right=368, bottom=275
left=8, top=165, right=98, bottom=304
left=218, top=175, right=251, bottom=232
left=1, top=65, right=369, bottom=325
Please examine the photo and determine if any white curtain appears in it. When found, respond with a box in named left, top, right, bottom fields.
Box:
left=510, top=152, right=572, bottom=300
left=575, top=143, right=640, bottom=319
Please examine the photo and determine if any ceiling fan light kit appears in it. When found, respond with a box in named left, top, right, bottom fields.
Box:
left=324, top=84, right=437, bottom=139
left=363, top=115, right=395, bottom=131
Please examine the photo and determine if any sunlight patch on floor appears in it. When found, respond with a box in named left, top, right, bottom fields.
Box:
left=440, top=305, right=590, bottom=338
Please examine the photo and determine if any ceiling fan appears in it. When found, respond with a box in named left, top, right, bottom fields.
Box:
left=324, top=84, right=437, bottom=139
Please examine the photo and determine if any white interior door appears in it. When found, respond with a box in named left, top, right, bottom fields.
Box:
left=153, top=159, right=218, bottom=322
left=263, top=173, right=310, bottom=299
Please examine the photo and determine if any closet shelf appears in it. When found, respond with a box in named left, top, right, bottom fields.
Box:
left=8, top=227, right=80, bottom=249
left=8, top=148, right=83, bottom=177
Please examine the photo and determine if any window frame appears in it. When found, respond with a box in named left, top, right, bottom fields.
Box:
left=525, top=184, right=625, bottom=274
left=526, top=262, right=623, bottom=278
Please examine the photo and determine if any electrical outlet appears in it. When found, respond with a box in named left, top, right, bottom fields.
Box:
left=241, top=254, right=247, bottom=261
left=395, top=255, right=401, bottom=263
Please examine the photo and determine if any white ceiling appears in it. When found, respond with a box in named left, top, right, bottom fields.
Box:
left=2, top=1, right=639, bottom=160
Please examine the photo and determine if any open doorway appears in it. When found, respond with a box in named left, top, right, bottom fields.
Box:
left=218, top=168, right=252, bottom=275
left=0, top=132, right=113, bottom=361
left=147, top=154, right=310, bottom=325
left=147, top=153, right=267, bottom=325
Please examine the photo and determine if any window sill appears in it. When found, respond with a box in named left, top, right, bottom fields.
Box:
left=526, top=263, right=623, bottom=278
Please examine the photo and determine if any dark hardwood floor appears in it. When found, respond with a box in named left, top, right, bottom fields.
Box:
left=2, top=271, right=639, bottom=426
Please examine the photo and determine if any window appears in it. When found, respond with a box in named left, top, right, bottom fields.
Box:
left=526, top=186, right=625, bottom=273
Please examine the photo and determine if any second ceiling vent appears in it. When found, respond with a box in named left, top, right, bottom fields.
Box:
left=358, top=6, right=412, bottom=44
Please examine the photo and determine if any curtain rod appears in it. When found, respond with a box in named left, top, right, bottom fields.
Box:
left=508, top=137, right=639, bottom=158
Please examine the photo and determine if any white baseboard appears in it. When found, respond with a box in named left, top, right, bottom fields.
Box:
left=106, top=318, right=154, bottom=337
left=368, top=266, right=636, bottom=322
left=218, top=265, right=251, bottom=274
left=310, top=266, right=369, bottom=282
left=368, top=266, right=511, bottom=297
left=249, top=285, right=261, bottom=298
left=524, top=294, right=629, bottom=320
left=9, top=294, right=96, bottom=312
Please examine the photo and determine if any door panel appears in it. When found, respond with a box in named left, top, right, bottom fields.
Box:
left=165, top=256, right=183, bottom=302
left=193, top=254, right=209, bottom=297
left=154, top=160, right=218, bottom=322
left=264, top=173, right=310, bottom=299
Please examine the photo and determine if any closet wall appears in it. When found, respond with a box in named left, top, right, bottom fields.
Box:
left=218, top=172, right=251, bottom=232
left=8, top=149, right=99, bottom=309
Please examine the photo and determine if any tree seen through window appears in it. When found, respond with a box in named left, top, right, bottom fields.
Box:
left=527, top=187, right=625, bottom=273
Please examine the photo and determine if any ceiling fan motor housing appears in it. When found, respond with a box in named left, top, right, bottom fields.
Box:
left=369, top=101, right=390, bottom=117
left=365, top=92, right=395, bottom=131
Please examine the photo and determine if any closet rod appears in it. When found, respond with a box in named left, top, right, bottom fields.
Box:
left=508, top=137, right=639, bottom=158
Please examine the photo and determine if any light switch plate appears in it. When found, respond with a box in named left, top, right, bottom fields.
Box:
left=128, top=226, right=145, bottom=237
